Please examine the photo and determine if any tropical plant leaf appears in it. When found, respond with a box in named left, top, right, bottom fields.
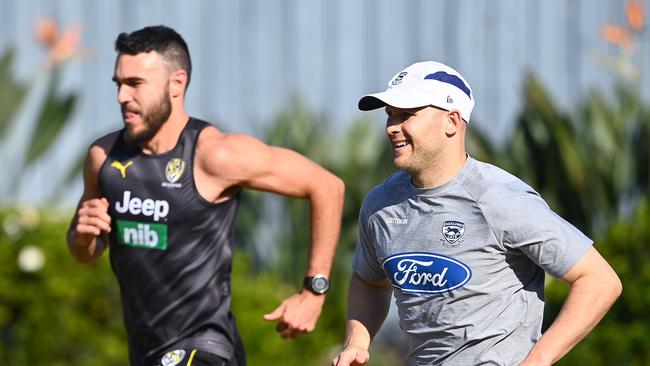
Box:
left=24, top=69, right=77, bottom=165
left=477, top=67, right=649, bottom=235
left=46, top=149, right=86, bottom=204
left=0, top=48, right=29, bottom=139
left=466, top=125, right=499, bottom=165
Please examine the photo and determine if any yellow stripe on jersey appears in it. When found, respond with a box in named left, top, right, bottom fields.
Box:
left=186, top=349, right=197, bottom=366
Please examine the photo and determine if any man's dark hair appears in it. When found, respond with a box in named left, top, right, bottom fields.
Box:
left=115, top=25, right=192, bottom=87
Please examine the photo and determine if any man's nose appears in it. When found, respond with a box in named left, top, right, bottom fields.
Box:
left=117, top=85, right=133, bottom=104
left=386, top=120, right=401, bottom=135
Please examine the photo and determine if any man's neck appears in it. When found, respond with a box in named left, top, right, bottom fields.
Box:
left=139, top=111, right=189, bottom=155
left=411, top=150, right=467, bottom=189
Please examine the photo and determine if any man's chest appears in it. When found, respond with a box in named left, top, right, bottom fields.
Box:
left=368, top=199, right=505, bottom=294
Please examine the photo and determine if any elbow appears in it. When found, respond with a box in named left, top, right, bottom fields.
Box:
left=605, top=261, right=623, bottom=302
left=611, top=273, right=623, bottom=301
left=599, top=268, right=623, bottom=306
left=309, top=171, right=345, bottom=206
left=321, top=171, right=344, bottom=203
left=332, top=175, right=345, bottom=201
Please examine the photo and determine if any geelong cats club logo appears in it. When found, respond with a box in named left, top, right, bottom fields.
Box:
left=441, top=220, right=465, bottom=247
left=391, top=71, right=408, bottom=85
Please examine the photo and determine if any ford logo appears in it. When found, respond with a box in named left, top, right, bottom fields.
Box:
left=382, top=252, right=472, bottom=294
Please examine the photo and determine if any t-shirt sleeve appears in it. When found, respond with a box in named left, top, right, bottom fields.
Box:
left=352, top=202, right=387, bottom=282
left=480, top=184, right=593, bottom=278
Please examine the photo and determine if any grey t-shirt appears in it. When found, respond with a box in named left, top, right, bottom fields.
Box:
left=353, top=157, right=593, bottom=365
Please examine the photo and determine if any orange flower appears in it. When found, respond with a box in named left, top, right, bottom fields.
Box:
left=601, top=25, right=632, bottom=47
left=50, top=26, right=82, bottom=64
left=34, top=17, right=82, bottom=66
left=626, top=1, right=644, bottom=31
left=35, top=18, right=58, bottom=48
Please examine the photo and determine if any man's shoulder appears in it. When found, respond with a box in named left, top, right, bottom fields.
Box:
left=90, top=130, right=122, bottom=150
left=85, top=130, right=124, bottom=167
left=462, top=159, right=538, bottom=203
left=463, top=159, right=551, bottom=227
left=194, top=125, right=256, bottom=162
left=361, top=171, right=410, bottom=214
left=194, top=125, right=279, bottom=182
left=367, top=170, right=409, bottom=195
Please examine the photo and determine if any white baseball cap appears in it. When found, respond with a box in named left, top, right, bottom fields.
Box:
left=358, top=61, right=475, bottom=123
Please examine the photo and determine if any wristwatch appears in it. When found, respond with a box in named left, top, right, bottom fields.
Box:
left=303, top=274, right=330, bottom=294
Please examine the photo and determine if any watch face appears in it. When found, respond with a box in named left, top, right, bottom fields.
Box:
left=313, top=277, right=329, bottom=292
left=307, top=275, right=329, bottom=294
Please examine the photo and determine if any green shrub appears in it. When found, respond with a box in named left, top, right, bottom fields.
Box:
left=0, top=207, right=127, bottom=365
left=0, top=207, right=350, bottom=365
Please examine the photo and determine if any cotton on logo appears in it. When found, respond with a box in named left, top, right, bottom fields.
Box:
left=386, top=217, right=408, bottom=225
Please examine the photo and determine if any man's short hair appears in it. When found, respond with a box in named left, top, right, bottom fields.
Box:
left=115, top=25, right=192, bottom=87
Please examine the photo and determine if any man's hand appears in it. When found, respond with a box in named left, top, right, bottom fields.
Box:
left=68, top=197, right=111, bottom=262
left=332, top=346, right=370, bottom=366
left=75, top=198, right=111, bottom=237
left=263, top=291, right=326, bottom=339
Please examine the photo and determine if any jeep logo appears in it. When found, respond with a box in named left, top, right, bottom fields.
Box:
left=115, top=190, right=169, bottom=222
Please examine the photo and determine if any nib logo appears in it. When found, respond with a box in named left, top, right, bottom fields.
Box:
left=117, top=220, right=168, bottom=250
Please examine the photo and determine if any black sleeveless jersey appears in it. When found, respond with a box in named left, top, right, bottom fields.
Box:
left=98, top=118, right=240, bottom=365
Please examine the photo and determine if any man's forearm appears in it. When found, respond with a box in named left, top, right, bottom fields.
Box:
left=67, top=229, right=105, bottom=263
left=305, top=174, right=344, bottom=276
left=344, top=273, right=393, bottom=348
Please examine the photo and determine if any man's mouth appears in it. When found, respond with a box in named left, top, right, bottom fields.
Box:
left=123, top=112, right=137, bottom=120
left=392, top=140, right=410, bottom=149
left=121, top=108, right=140, bottom=122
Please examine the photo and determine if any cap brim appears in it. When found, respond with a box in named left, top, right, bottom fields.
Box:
left=358, top=90, right=432, bottom=111
left=358, top=95, right=388, bottom=111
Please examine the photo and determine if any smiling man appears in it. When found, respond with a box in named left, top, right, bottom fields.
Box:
left=67, top=25, right=344, bottom=366
left=332, top=61, right=621, bottom=366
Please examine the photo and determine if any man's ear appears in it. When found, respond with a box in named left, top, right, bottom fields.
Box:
left=444, top=109, right=464, bottom=136
left=169, top=69, right=188, bottom=98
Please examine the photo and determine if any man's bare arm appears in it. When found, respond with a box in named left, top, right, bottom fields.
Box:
left=196, top=130, right=345, bottom=338
left=67, top=140, right=112, bottom=263
left=519, top=247, right=622, bottom=365
left=333, top=273, right=393, bottom=366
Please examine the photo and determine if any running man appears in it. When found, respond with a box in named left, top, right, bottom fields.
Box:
left=67, top=25, right=344, bottom=366
left=333, top=61, right=621, bottom=366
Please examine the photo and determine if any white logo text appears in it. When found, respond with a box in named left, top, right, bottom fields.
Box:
left=393, top=259, right=448, bottom=287
left=115, top=190, right=169, bottom=221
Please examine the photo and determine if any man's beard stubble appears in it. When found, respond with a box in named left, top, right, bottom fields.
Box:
left=123, top=87, right=172, bottom=145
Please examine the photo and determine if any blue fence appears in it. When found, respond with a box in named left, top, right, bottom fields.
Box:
left=0, top=0, right=647, bottom=204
